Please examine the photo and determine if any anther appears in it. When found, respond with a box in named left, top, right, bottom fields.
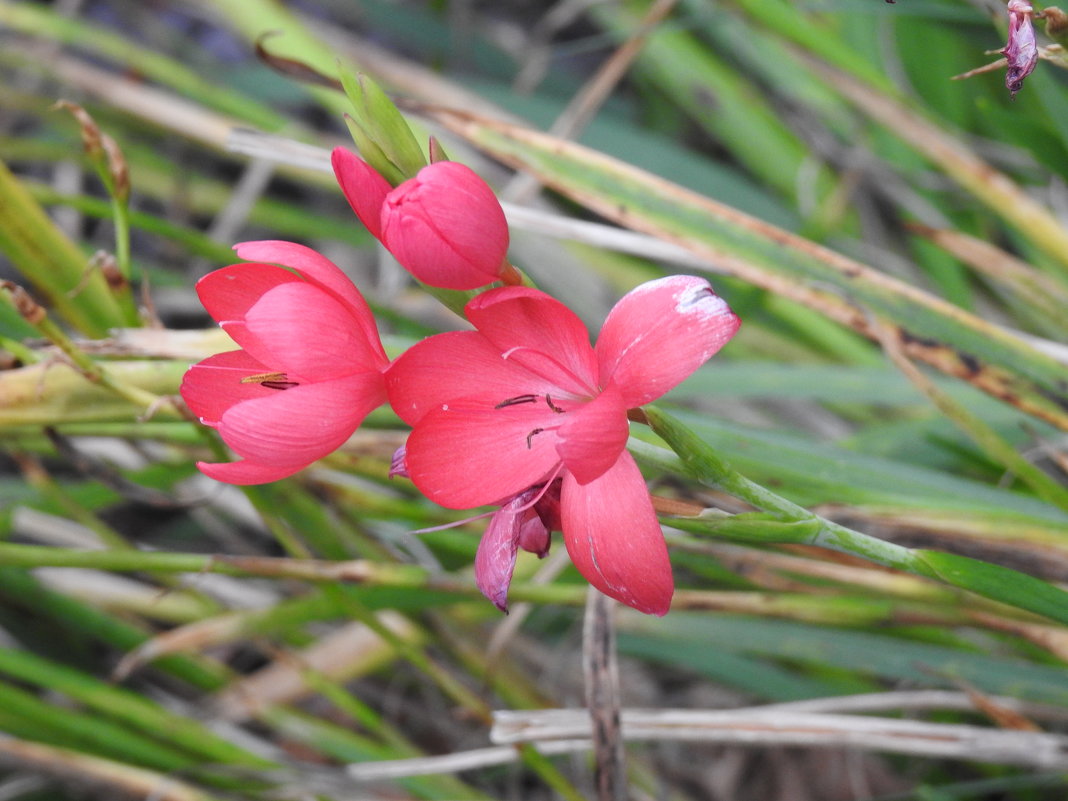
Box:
left=544, top=395, right=565, bottom=413
left=241, top=372, right=298, bottom=391
left=526, top=428, right=544, bottom=449
left=496, top=394, right=538, bottom=409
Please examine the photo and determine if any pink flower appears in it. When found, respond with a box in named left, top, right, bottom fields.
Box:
left=386, top=277, right=740, bottom=614
left=1002, top=0, right=1038, bottom=97
left=332, top=147, right=510, bottom=290
left=181, top=241, right=389, bottom=485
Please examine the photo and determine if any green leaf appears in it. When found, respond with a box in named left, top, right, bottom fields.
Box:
left=339, top=68, right=427, bottom=184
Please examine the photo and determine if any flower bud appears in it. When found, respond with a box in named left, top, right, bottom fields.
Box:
left=380, top=161, right=510, bottom=291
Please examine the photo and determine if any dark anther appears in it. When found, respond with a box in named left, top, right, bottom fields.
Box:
left=526, top=428, right=544, bottom=449
left=241, top=371, right=298, bottom=391
left=545, top=395, right=565, bottom=413
left=496, top=394, right=538, bottom=409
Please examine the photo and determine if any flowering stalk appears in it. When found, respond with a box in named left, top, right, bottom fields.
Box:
left=54, top=101, right=137, bottom=326
left=641, top=405, right=1068, bottom=627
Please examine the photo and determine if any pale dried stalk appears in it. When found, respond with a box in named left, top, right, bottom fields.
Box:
left=0, top=735, right=218, bottom=801
left=583, top=590, right=624, bottom=801
left=491, top=708, right=1068, bottom=768
left=344, top=740, right=591, bottom=781
left=212, top=612, right=420, bottom=720
left=340, top=693, right=1068, bottom=781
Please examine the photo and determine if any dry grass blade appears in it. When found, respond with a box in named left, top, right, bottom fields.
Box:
left=491, top=708, right=1068, bottom=768
left=0, top=735, right=220, bottom=801
left=212, top=613, right=420, bottom=721
left=343, top=741, right=591, bottom=781
left=804, top=58, right=1068, bottom=274
left=907, top=222, right=1068, bottom=333
left=502, top=0, right=677, bottom=203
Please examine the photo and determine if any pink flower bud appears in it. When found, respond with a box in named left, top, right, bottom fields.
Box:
left=380, top=162, right=510, bottom=290
left=1002, top=0, right=1038, bottom=98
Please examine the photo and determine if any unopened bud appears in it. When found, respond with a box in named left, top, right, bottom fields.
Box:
left=100, top=135, right=129, bottom=203
left=91, top=251, right=128, bottom=292
left=54, top=100, right=102, bottom=158
left=1044, top=7, right=1068, bottom=40
left=1, top=281, right=46, bottom=325
left=55, top=101, right=129, bottom=202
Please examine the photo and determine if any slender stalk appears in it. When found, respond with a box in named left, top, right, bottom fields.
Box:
left=642, top=405, right=1068, bottom=626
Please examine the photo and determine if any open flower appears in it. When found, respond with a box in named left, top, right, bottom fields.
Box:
left=386, top=277, right=740, bottom=614
left=1002, top=0, right=1038, bottom=97
left=332, top=147, right=510, bottom=290
left=181, top=241, right=389, bottom=484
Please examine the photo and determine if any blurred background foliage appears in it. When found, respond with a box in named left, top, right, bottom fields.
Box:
left=2, top=0, right=1068, bottom=799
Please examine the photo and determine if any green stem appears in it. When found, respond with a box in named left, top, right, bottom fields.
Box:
left=641, top=405, right=1068, bottom=625
left=0, top=543, right=583, bottom=605
left=109, top=194, right=140, bottom=325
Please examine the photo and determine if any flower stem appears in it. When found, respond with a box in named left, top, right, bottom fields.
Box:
left=641, top=404, right=1068, bottom=625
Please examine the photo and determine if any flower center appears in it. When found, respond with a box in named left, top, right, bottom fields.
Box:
left=494, top=393, right=567, bottom=413
left=494, top=394, right=568, bottom=450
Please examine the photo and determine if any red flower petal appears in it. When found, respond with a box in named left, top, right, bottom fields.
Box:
left=180, top=350, right=276, bottom=425
left=385, top=331, right=562, bottom=426
left=561, top=451, right=673, bottom=615
left=465, top=288, right=599, bottom=396
left=330, top=148, right=391, bottom=239
left=404, top=398, right=563, bottom=509
left=215, top=372, right=386, bottom=467
left=596, top=276, right=740, bottom=408
left=555, top=383, right=629, bottom=484
left=243, top=281, right=385, bottom=380
left=196, top=458, right=307, bottom=485
left=233, top=240, right=384, bottom=357
left=196, top=263, right=301, bottom=328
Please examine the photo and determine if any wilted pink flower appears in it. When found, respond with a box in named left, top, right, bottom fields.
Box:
left=181, top=241, right=389, bottom=485
left=332, top=147, right=510, bottom=290
left=386, top=277, right=740, bottom=615
left=1002, top=0, right=1038, bottom=97
left=475, top=482, right=558, bottom=611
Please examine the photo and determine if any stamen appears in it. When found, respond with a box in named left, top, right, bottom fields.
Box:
left=241, top=371, right=287, bottom=384
left=544, top=394, right=565, bottom=413
left=526, top=428, right=544, bottom=449
left=241, top=372, right=298, bottom=391
left=495, top=394, right=538, bottom=409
